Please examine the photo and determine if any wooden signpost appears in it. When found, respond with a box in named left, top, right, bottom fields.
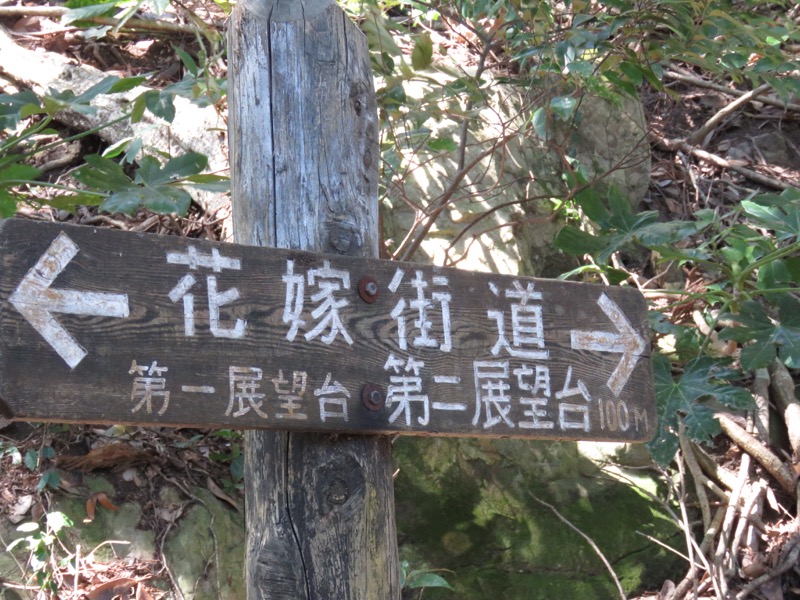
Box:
left=0, top=218, right=654, bottom=442
left=0, top=1, right=656, bottom=598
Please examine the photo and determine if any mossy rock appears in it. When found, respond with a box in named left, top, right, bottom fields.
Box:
left=394, top=437, right=683, bottom=598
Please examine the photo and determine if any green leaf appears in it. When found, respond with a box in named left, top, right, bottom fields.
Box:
left=0, top=89, right=41, bottom=128
left=647, top=355, right=752, bottom=464
left=144, top=90, right=176, bottom=122
left=45, top=511, right=72, bottom=533
left=173, top=46, right=199, bottom=77
left=405, top=571, right=454, bottom=590
left=100, top=189, right=148, bottom=215
left=182, top=174, right=230, bottom=192
left=71, top=75, right=121, bottom=105
left=411, top=33, right=434, bottom=70
left=24, top=449, right=37, bottom=470
left=143, top=187, right=192, bottom=215
left=757, top=259, right=791, bottom=291
left=45, top=193, right=104, bottom=212
left=0, top=163, right=41, bottom=184
left=61, top=3, right=115, bottom=24
left=531, top=107, right=548, bottom=140
left=720, top=52, right=748, bottom=69
left=230, top=454, right=244, bottom=481
left=72, top=155, right=132, bottom=192
left=108, top=76, right=147, bottom=93
left=0, top=190, right=17, bottom=218
left=133, top=155, right=163, bottom=186
left=549, top=95, right=577, bottom=120
left=742, top=199, right=800, bottom=239
left=427, top=138, right=459, bottom=153
left=161, top=152, right=207, bottom=181
left=554, top=226, right=609, bottom=255
left=36, top=469, right=60, bottom=492
left=130, top=94, right=146, bottom=123
left=567, top=60, right=594, bottom=77
left=719, top=297, right=800, bottom=369
left=636, top=220, right=707, bottom=247
left=16, top=522, right=39, bottom=534
left=618, top=61, right=644, bottom=85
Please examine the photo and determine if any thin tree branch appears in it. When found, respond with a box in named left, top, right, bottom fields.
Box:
left=529, top=492, right=627, bottom=600
left=736, top=536, right=800, bottom=599
left=0, top=5, right=215, bottom=35
left=665, top=69, right=800, bottom=113
left=652, top=134, right=795, bottom=191
left=688, top=83, right=771, bottom=146
left=717, top=413, right=797, bottom=498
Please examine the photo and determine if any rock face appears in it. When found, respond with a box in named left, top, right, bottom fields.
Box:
left=393, top=437, right=683, bottom=598
left=381, top=73, right=650, bottom=277
left=0, top=442, right=679, bottom=599
left=0, top=477, right=244, bottom=600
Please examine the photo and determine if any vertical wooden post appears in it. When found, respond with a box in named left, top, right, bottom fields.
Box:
left=227, top=0, right=400, bottom=598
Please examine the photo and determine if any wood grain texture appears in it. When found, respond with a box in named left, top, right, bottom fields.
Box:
left=0, top=219, right=655, bottom=442
left=227, top=0, right=397, bottom=598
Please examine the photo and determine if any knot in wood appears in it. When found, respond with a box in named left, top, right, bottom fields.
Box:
left=325, top=477, right=349, bottom=505
left=328, top=224, right=357, bottom=254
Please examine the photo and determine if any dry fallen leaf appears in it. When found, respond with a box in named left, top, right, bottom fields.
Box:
left=86, top=577, right=137, bottom=600
left=84, top=492, right=119, bottom=523
left=206, top=476, right=242, bottom=513
left=7, top=494, right=33, bottom=524
left=56, top=443, right=152, bottom=472
left=135, top=583, right=154, bottom=600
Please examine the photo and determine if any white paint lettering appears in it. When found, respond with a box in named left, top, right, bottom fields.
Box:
left=227, top=366, right=267, bottom=418
left=315, top=373, right=350, bottom=422
left=487, top=280, right=548, bottom=360
left=472, top=360, right=514, bottom=429
left=388, top=269, right=452, bottom=352
left=282, top=260, right=306, bottom=341
left=555, top=366, right=591, bottom=432
left=167, top=246, right=245, bottom=339
left=129, top=360, right=170, bottom=416
left=272, top=369, right=308, bottom=420
left=384, top=354, right=430, bottom=426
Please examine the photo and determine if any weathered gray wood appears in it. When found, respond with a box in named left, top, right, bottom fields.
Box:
left=227, top=0, right=399, bottom=598
left=0, top=219, right=655, bottom=441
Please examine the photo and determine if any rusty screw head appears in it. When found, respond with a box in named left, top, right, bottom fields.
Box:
left=358, top=276, right=379, bottom=304
left=362, top=384, right=385, bottom=412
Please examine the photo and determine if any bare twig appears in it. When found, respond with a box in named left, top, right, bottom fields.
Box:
left=652, top=134, right=795, bottom=191
left=0, top=5, right=215, bottom=35
left=394, top=131, right=520, bottom=261
left=680, top=430, right=711, bottom=532
left=665, top=69, right=800, bottom=113
left=717, top=413, right=797, bottom=498
left=692, top=443, right=739, bottom=491
left=730, top=481, right=765, bottom=574
left=688, top=83, right=772, bottom=146
left=529, top=492, right=626, bottom=600
left=714, top=450, right=751, bottom=596
left=768, top=360, right=800, bottom=461
left=736, top=536, right=800, bottom=599
left=676, top=450, right=702, bottom=599
left=752, top=368, right=770, bottom=443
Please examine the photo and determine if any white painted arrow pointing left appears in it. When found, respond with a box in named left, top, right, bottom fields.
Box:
left=9, top=232, right=129, bottom=369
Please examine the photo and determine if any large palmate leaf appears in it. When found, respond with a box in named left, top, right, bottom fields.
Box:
left=719, top=295, right=800, bottom=370
left=648, top=355, right=753, bottom=464
left=72, top=152, right=212, bottom=216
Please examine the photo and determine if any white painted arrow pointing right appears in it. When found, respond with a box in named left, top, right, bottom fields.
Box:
left=570, top=293, right=647, bottom=397
left=9, top=232, right=130, bottom=369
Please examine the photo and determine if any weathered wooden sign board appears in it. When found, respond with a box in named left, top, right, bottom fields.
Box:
left=0, top=219, right=655, bottom=441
